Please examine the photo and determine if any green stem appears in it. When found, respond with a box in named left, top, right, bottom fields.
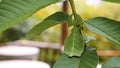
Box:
left=69, top=0, right=76, bottom=19
left=69, top=0, right=85, bottom=41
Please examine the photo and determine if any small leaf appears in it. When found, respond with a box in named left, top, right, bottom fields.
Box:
left=103, top=0, right=120, bottom=3
left=85, top=17, right=120, bottom=45
left=102, top=57, right=120, bottom=68
left=64, top=27, right=84, bottom=57
left=0, top=0, right=62, bottom=33
left=53, top=47, right=99, bottom=68
left=28, top=12, right=69, bottom=37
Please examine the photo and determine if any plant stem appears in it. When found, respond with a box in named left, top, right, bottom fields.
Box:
left=69, top=0, right=85, bottom=41
left=69, top=0, right=76, bottom=19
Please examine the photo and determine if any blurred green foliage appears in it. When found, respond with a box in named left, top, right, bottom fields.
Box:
left=0, top=28, right=25, bottom=43
left=39, top=48, right=61, bottom=68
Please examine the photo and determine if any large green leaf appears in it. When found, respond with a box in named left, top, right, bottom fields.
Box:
left=53, top=47, right=99, bottom=68
left=64, top=27, right=84, bottom=57
left=53, top=54, right=80, bottom=68
left=0, top=0, right=62, bottom=33
left=103, top=0, right=120, bottom=3
left=79, top=47, right=99, bottom=68
left=28, top=12, right=69, bottom=37
left=102, top=57, right=120, bottom=68
left=85, top=17, right=120, bottom=45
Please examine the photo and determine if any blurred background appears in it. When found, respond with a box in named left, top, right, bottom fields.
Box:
left=0, top=0, right=120, bottom=67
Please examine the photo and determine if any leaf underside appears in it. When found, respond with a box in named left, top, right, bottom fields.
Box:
left=0, top=0, right=62, bottom=33
left=27, top=12, right=69, bottom=37
left=85, top=17, right=120, bottom=45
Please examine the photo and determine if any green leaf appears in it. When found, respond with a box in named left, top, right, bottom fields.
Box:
left=102, top=57, right=120, bottom=68
left=64, top=27, right=84, bottom=57
left=85, top=17, right=120, bottom=45
left=103, top=0, right=120, bottom=3
left=79, top=47, right=99, bottom=68
left=28, top=12, right=69, bottom=37
left=0, top=0, right=62, bottom=33
left=53, top=54, right=80, bottom=68
left=53, top=47, right=99, bottom=68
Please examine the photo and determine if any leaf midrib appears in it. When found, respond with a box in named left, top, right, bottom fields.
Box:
left=71, top=31, right=75, bottom=56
